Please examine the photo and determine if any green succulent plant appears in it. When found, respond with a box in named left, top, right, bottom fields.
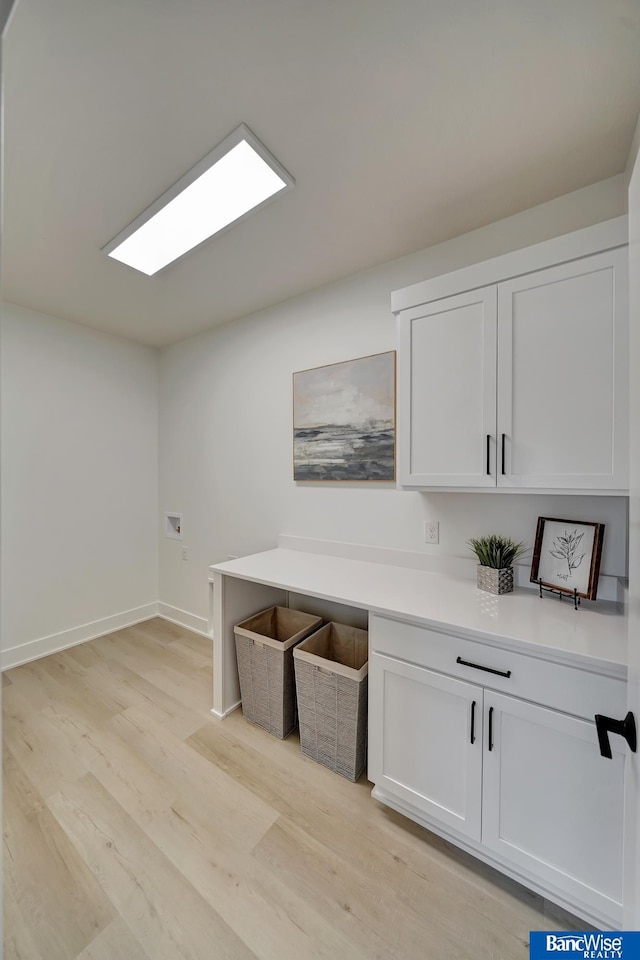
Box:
left=467, top=534, right=527, bottom=569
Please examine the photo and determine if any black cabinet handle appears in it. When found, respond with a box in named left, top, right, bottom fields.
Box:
left=456, top=656, right=511, bottom=679
left=486, top=435, right=491, bottom=475
left=488, top=706, right=494, bottom=751
left=470, top=700, right=476, bottom=744
left=595, top=711, right=637, bottom=759
left=501, top=434, right=506, bottom=475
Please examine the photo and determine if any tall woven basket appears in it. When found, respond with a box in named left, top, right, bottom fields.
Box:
left=234, top=606, right=322, bottom=739
left=293, top=622, right=368, bottom=782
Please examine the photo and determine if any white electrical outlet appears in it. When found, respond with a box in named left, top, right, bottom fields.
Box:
left=424, top=521, right=439, bottom=544
left=182, top=546, right=189, bottom=561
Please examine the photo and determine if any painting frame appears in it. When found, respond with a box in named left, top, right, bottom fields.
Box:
left=292, top=350, right=396, bottom=482
left=529, top=517, right=605, bottom=601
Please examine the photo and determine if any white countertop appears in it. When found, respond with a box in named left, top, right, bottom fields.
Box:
left=209, top=548, right=627, bottom=678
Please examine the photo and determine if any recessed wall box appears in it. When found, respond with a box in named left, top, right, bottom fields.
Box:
left=165, top=513, right=183, bottom=540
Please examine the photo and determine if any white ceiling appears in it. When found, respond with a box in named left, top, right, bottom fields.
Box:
left=3, top=0, right=640, bottom=347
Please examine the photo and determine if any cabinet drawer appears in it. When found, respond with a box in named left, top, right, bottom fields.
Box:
left=369, top=614, right=625, bottom=721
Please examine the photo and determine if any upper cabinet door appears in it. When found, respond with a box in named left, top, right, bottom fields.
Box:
left=497, top=248, right=629, bottom=490
left=397, top=287, right=497, bottom=487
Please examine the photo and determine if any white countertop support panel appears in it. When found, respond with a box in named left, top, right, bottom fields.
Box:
left=210, top=570, right=286, bottom=718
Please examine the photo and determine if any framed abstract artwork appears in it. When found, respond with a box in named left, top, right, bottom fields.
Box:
left=293, top=351, right=396, bottom=481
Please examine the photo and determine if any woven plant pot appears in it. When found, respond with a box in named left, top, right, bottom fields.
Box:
left=476, top=565, right=514, bottom=595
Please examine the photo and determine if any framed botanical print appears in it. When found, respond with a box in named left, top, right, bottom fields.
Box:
left=529, top=517, right=605, bottom=601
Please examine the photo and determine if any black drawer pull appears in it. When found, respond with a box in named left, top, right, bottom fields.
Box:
left=470, top=700, right=476, bottom=744
left=486, top=434, right=491, bottom=475
left=456, top=656, right=511, bottom=679
left=501, top=433, right=506, bottom=475
left=488, top=706, right=494, bottom=751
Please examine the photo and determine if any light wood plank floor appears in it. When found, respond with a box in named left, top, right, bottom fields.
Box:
left=4, top=617, right=585, bottom=960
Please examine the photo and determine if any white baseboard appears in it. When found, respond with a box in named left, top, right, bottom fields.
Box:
left=157, top=603, right=210, bottom=637
left=210, top=701, right=241, bottom=720
left=2, top=601, right=212, bottom=671
left=1, top=603, right=159, bottom=670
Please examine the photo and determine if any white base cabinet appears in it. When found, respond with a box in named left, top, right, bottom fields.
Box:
left=482, top=691, right=625, bottom=925
left=370, top=655, right=483, bottom=840
left=368, top=614, right=627, bottom=929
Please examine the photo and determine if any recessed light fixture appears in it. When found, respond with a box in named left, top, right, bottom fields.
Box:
left=102, top=124, right=294, bottom=276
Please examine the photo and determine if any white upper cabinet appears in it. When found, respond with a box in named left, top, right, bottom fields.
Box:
left=497, top=249, right=628, bottom=489
left=397, top=287, right=497, bottom=487
left=393, top=219, right=629, bottom=493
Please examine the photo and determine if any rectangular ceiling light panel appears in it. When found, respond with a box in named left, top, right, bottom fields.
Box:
left=103, top=124, right=294, bottom=276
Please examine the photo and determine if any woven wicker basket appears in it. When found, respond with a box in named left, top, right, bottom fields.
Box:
left=234, top=606, right=322, bottom=739
left=293, top=622, right=368, bottom=782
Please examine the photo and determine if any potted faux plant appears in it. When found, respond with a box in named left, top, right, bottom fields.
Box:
left=467, top=534, right=527, bottom=595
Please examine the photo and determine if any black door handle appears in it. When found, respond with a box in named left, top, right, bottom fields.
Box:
left=488, top=706, right=494, bottom=751
left=486, top=435, right=491, bottom=475
left=470, top=700, right=476, bottom=744
left=595, top=711, right=637, bottom=759
left=501, top=434, right=506, bottom=475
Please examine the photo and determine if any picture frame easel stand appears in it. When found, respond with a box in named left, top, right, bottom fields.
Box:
left=536, top=578, right=581, bottom=611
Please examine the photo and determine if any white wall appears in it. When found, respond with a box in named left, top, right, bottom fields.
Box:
left=159, top=176, right=629, bottom=625
left=1, top=303, right=159, bottom=665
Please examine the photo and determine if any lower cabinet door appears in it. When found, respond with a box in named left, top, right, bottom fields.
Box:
left=369, top=653, right=483, bottom=841
left=482, top=691, right=625, bottom=924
